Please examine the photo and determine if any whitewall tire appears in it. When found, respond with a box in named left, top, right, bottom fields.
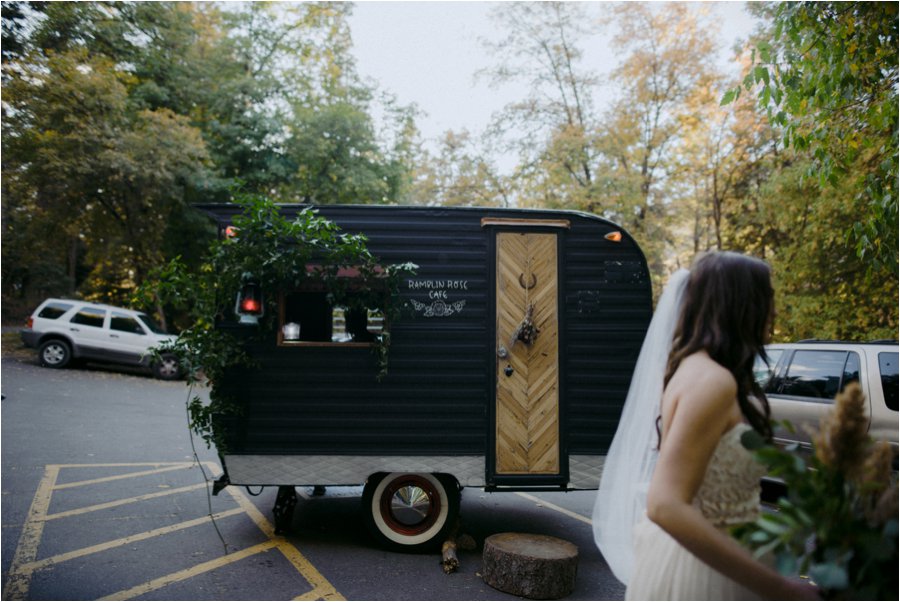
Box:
left=362, top=472, right=460, bottom=552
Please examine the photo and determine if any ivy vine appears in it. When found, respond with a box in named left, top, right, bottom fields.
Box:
left=135, top=195, right=416, bottom=450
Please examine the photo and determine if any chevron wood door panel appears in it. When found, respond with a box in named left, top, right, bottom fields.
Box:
left=495, top=232, right=560, bottom=475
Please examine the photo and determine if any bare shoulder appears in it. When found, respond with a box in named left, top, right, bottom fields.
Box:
left=665, top=352, right=738, bottom=421
left=677, top=352, right=736, bottom=395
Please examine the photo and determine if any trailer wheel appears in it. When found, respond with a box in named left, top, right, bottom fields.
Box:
left=362, top=472, right=459, bottom=552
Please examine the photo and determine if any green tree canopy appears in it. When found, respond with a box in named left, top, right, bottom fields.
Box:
left=2, top=1, right=419, bottom=316
left=730, top=1, right=898, bottom=271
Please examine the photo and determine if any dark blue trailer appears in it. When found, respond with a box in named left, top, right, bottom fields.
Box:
left=198, top=204, right=652, bottom=550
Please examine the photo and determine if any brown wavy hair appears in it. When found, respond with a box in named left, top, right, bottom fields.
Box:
left=663, top=252, right=774, bottom=439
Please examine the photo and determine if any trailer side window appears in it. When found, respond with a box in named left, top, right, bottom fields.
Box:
left=278, top=290, right=384, bottom=347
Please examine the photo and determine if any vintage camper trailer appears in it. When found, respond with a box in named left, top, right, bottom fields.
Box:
left=198, top=204, right=653, bottom=550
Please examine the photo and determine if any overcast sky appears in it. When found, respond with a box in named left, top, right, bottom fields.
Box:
left=347, top=1, right=760, bottom=148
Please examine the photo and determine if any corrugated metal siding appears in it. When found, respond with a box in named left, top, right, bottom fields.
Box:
left=204, top=205, right=652, bottom=458
left=559, top=219, right=652, bottom=454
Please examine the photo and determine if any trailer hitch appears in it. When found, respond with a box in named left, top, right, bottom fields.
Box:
left=212, top=474, right=230, bottom=496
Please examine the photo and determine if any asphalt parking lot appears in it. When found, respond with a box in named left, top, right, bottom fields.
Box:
left=1, top=346, right=625, bottom=600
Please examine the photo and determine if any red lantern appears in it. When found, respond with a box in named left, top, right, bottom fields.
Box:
left=235, top=281, right=263, bottom=324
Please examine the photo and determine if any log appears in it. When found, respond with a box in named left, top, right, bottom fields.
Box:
left=441, top=538, right=459, bottom=574
left=482, top=532, right=578, bottom=599
left=441, top=520, right=460, bottom=574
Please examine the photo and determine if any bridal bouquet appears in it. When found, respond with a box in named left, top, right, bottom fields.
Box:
left=738, top=383, right=898, bottom=600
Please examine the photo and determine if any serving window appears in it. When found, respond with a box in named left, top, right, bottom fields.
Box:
left=277, top=288, right=385, bottom=348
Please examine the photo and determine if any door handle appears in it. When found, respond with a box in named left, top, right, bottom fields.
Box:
left=69, top=327, right=80, bottom=332
left=497, top=345, right=508, bottom=359
left=110, top=334, right=119, bottom=338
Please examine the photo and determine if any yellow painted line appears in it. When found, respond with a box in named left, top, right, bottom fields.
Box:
left=98, top=540, right=281, bottom=601
left=5, top=462, right=344, bottom=601
left=2, top=465, right=59, bottom=601
left=52, top=463, right=194, bottom=490
left=19, top=507, right=246, bottom=573
left=227, top=487, right=345, bottom=601
left=43, top=482, right=208, bottom=520
left=277, top=541, right=345, bottom=601
left=227, top=484, right=278, bottom=538
left=293, top=580, right=347, bottom=601
left=515, top=492, right=593, bottom=526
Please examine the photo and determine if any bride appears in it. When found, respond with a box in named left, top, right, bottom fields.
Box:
left=594, top=252, right=819, bottom=600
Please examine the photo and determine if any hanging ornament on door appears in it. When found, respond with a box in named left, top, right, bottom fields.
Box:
left=513, top=303, right=539, bottom=346
left=509, top=254, right=540, bottom=348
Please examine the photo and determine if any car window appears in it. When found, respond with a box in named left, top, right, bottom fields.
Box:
left=754, top=349, right=783, bottom=387
left=136, top=313, right=166, bottom=335
left=878, top=352, right=898, bottom=411
left=110, top=312, right=146, bottom=335
left=69, top=307, right=107, bottom=328
left=37, top=302, right=74, bottom=320
left=778, top=350, right=860, bottom=401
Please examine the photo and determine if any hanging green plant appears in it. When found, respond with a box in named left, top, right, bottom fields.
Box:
left=134, top=194, right=417, bottom=450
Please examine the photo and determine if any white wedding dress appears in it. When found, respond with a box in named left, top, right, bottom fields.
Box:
left=625, top=423, right=766, bottom=601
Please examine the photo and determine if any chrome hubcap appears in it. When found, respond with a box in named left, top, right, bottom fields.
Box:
left=389, top=485, right=432, bottom=526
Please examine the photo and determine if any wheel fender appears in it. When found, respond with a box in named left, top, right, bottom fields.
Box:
left=38, top=334, right=79, bottom=358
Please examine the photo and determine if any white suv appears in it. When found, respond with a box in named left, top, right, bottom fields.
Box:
left=755, top=341, right=898, bottom=453
left=19, top=298, right=181, bottom=380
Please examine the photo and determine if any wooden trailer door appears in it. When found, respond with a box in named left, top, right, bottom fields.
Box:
left=493, top=230, right=561, bottom=477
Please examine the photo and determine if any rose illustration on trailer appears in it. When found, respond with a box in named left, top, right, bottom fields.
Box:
left=408, top=279, right=469, bottom=318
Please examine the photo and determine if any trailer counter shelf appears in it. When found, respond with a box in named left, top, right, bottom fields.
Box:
left=197, top=203, right=653, bottom=552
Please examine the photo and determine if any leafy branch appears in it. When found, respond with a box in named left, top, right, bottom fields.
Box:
left=721, top=1, right=898, bottom=272
left=736, top=383, right=898, bottom=599
left=134, top=195, right=416, bottom=450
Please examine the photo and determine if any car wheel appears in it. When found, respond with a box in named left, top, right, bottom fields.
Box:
left=153, top=353, right=182, bottom=380
left=362, top=472, right=460, bottom=552
left=39, top=339, right=72, bottom=369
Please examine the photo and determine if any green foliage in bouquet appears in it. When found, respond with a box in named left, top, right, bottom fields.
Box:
left=134, top=195, right=416, bottom=449
left=738, top=383, right=898, bottom=599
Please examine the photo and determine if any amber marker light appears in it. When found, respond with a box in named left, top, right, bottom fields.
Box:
left=604, top=231, right=623, bottom=243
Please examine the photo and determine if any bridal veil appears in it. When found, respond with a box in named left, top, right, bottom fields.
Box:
left=592, top=268, right=690, bottom=584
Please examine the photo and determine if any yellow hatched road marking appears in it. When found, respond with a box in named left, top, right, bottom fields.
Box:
left=19, top=508, right=246, bottom=573
left=229, top=486, right=345, bottom=601
left=2, top=465, right=59, bottom=600
left=52, top=463, right=194, bottom=490
left=44, top=482, right=208, bottom=520
left=2, top=462, right=344, bottom=601
left=97, top=540, right=280, bottom=601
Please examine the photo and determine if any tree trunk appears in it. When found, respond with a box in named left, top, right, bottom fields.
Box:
left=68, top=235, right=79, bottom=293
left=154, top=293, right=169, bottom=333
left=482, top=533, right=578, bottom=599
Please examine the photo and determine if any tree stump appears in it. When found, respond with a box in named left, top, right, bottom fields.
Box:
left=482, top=533, right=578, bottom=599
